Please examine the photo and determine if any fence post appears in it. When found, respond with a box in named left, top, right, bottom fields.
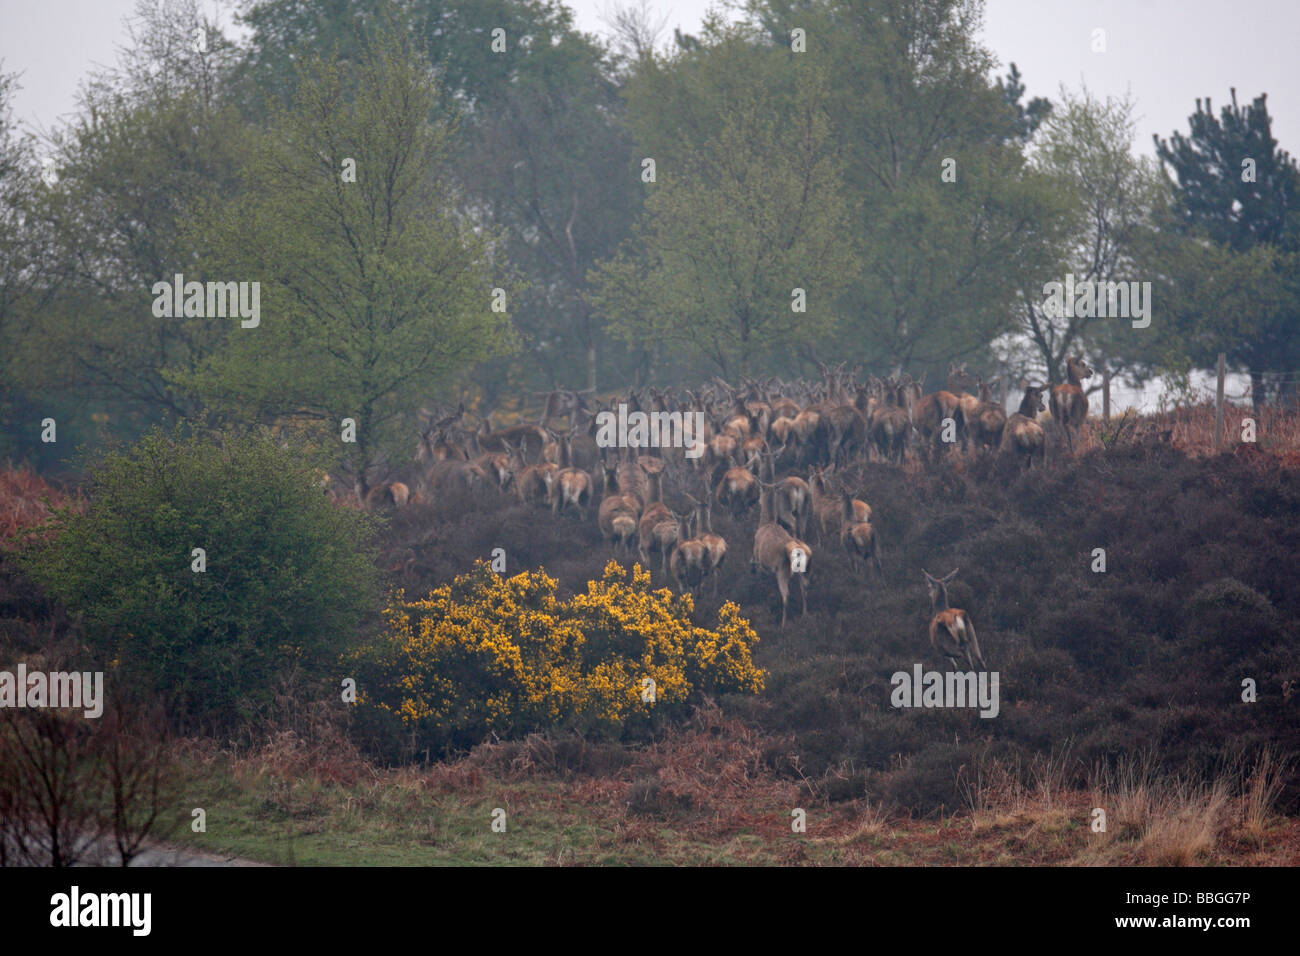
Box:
left=1214, top=352, right=1226, bottom=452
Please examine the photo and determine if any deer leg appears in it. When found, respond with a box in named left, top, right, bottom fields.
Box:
left=777, top=572, right=790, bottom=628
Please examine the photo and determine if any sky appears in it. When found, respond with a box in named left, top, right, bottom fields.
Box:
left=1, top=0, right=1292, bottom=407
left=4, top=0, right=1298, bottom=155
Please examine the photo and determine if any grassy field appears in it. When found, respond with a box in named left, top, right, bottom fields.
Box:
left=169, top=713, right=1299, bottom=866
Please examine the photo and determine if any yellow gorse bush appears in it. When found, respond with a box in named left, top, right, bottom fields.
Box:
left=347, top=560, right=764, bottom=749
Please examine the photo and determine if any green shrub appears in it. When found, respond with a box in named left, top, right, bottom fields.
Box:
left=20, top=427, right=379, bottom=731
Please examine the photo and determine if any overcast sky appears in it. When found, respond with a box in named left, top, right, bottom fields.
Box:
left=3, top=0, right=1298, bottom=157
left=1, top=0, right=1290, bottom=406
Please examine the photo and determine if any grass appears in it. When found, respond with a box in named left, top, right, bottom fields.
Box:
left=166, top=717, right=1300, bottom=867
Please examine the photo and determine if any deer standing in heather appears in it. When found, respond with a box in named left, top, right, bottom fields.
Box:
left=668, top=513, right=709, bottom=597
left=923, top=568, right=987, bottom=671
left=751, top=481, right=813, bottom=628
left=1050, top=355, right=1094, bottom=455
left=841, top=496, right=883, bottom=578
left=685, top=493, right=727, bottom=597
left=1000, top=384, right=1047, bottom=470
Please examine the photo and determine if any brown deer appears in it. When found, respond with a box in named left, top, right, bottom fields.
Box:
left=550, top=435, right=592, bottom=520
left=364, top=480, right=410, bottom=512
left=1000, top=383, right=1047, bottom=470
left=424, top=457, right=486, bottom=497
left=923, top=569, right=987, bottom=670
left=809, top=466, right=870, bottom=544
left=511, top=439, right=559, bottom=507
left=668, top=513, right=709, bottom=596
left=715, top=451, right=761, bottom=520
left=637, top=470, right=679, bottom=576
left=841, top=497, right=883, bottom=578
left=685, top=493, right=727, bottom=597
left=751, top=481, right=813, bottom=628
left=598, top=493, right=641, bottom=557
left=912, top=381, right=962, bottom=464
left=416, top=404, right=470, bottom=465
left=477, top=417, right=550, bottom=463
left=971, top=378, right=1007, bottom=453
left=869, top=378, right=912, bottom=464
left=949, top=363, right=982, bottom=453
left=1050, top=355, right=1094, bottom=454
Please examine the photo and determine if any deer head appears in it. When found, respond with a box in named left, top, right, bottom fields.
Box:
left=923, top=568, right=959, bottom=613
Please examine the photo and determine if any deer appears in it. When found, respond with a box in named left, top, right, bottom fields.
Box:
left=948, top=363, right=983, bottom=454
left=476, top=416, right=550, bottom=463
left=598, top=492, right=641, bottom=557
left=1050, top=355, right=1094, bottom=455
left=685, top=493, right=727, bottom=597
left=751, top=480, right=813, bottom=628
left=759, top=450, right=810, bottom=539
left=869, top=377, right=912, bottom=464
left=364, top=480, right=411, bottom=512
left=424, top=456, right=486, bottom=497
left=668, top=513, right=709, bottom=596
left=923, top=569, right=987, bottom=671
left=970, top=378, right=1007, bottom=453
left=416, top=405, right=471, bottom=466
left=841, top=497, right=883, bottom=578
left=637, top=469, right=679, bottom=576
left=511, top=440, right=559, bottom=507
left=1000, top=383, right=1047, bottom=470
left=809, top=466, right=870, bottom=545
left=550, top=434, right=593, bottom=520
left=714, top=451, right=761, bottom=521
left=912, top=380, right=962, bottom=464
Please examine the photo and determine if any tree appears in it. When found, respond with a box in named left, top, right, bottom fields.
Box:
left=591, top=26, right=856, bottom=378
left=1005, top=88, right=1165, bottom=388
left=1154, top=89, right=1300, bottom=405
left=5, top=0, right=252, bottom=458
left=0, top=67, right=62, bottom=463
left=236, top=0, right=644, bottom=398
left=175, top=29, right=515, bottom=493
left=737, top=0, right=1064, bottom=376
left=19, top=427, right=380, bottom=733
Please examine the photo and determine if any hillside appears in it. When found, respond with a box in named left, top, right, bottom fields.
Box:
left=376, top=438, right=1300, bottom=815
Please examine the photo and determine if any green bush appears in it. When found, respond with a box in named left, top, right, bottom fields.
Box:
left=20, top=427, right=379, bottom=732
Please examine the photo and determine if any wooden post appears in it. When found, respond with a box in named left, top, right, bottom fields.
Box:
left=1214, top=352, right=1226, bottom=452
left=1102, top=368, right=1111, bottom=424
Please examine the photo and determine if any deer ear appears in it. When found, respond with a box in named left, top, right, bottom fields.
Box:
left=922, top=570, right=935, bottom=583
left=944, top=568, right=959, bottom=582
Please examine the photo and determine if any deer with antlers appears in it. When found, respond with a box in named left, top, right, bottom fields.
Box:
left=923, top=569, right=987, bottom=671
left=1050, top=355, right=1094, bottom=454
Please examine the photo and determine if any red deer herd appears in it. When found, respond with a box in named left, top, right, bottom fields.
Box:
left=356, top=359, right=1100, bottom=663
